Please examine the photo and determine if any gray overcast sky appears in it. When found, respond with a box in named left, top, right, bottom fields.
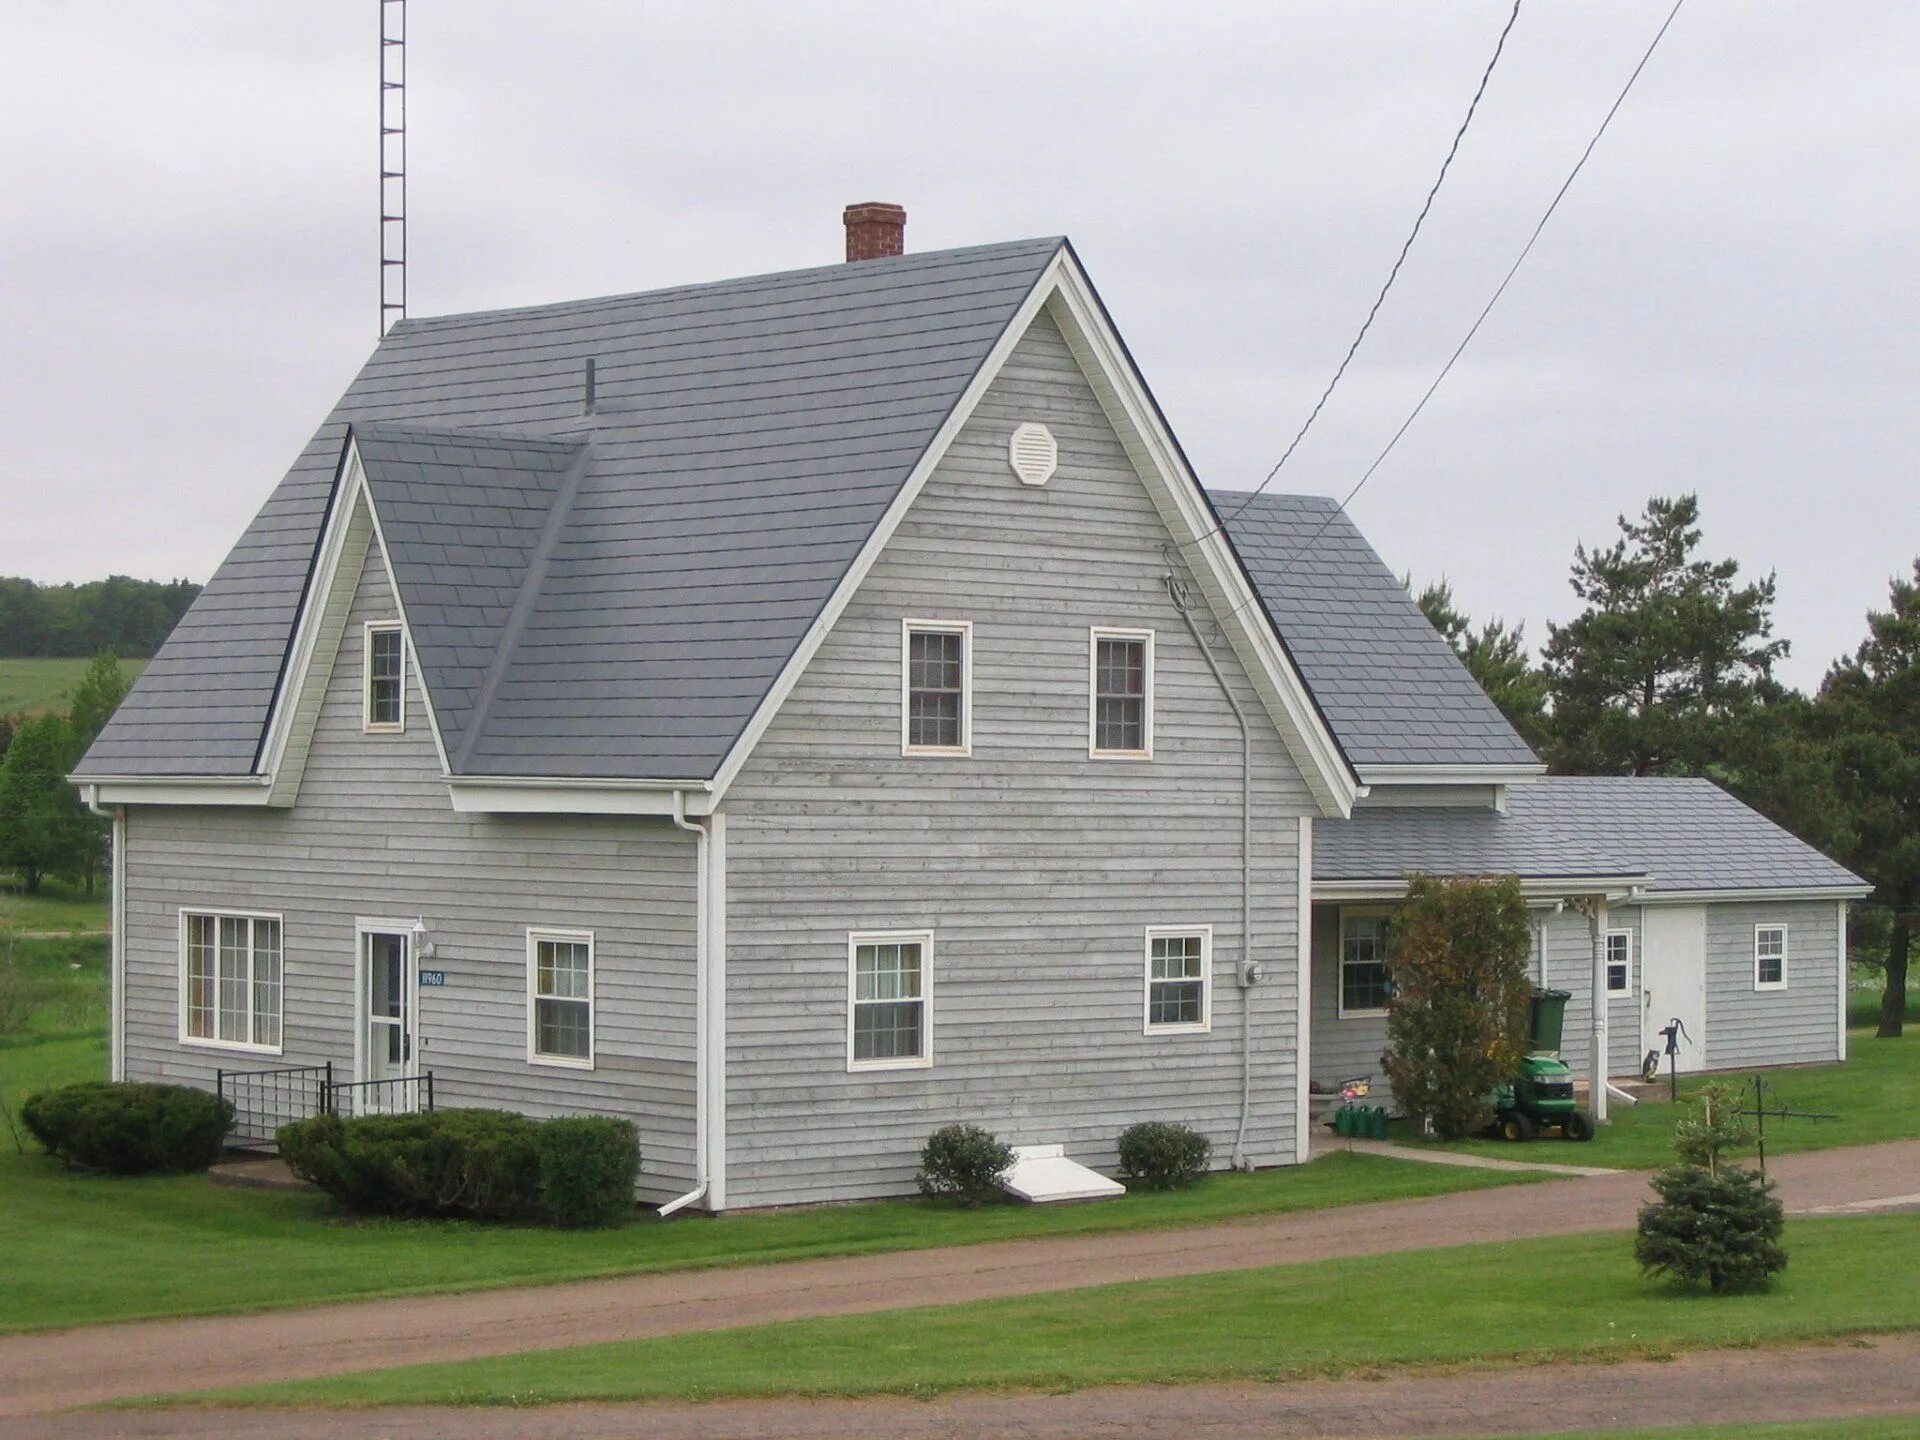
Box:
left=1, top=1, right=1913, bottom=688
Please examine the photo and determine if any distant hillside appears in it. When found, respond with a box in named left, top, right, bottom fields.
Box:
left=0, top=575, right=199, bottom=659
left=0, top=657, right=150, bottom=718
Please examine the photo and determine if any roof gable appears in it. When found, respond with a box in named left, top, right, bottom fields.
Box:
left=77, top=239, right=1065, bottom=782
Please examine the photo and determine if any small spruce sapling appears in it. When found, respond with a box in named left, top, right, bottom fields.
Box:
left=1635, top=1081, right=1786, bottom=1293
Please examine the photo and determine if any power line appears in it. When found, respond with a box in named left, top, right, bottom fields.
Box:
left=1207, top=0, right=1526, bottom=536
left=1214, top=0, right=1689, bottom=613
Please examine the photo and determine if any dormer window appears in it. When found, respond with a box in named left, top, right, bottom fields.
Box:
left=364, top=622, right=406, bottom=732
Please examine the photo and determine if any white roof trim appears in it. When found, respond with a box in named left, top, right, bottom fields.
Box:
left=1314, top=875, right=1649, bottom=903
left=445, top=779, right=712, bottom=817
left=1358, top=762, right=1547, bottom=786
left=75, top=776, right=276, bottom=809
left=706, top=247, right=1358, bottom=817
left=1637, top=885, right=1874, bottom=905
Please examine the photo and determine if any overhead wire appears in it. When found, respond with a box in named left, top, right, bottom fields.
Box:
left=1208, top=0, right=1690, bottom=624
left=1197, top=0, right=1526, bottom=544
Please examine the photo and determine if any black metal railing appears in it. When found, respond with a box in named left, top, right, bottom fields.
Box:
left=324, top=1072, right=436, bottom=1118
left=217, top=1063, right=333, bottom=1148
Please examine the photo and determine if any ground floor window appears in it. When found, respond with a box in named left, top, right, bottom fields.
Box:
left=181, top=909, right=283, bottom=1051
left=1339, top=911, right=1391, bottom=1016
left=528, top=928, right=595, bottom=1067
left=1144, top=926, right=1211, bottom=1032
left=849, top=932, right=931, bottom=1070
left=1606, top=929, right=1633, bottom=996
left=1754, top=923, right=1788, bottom=990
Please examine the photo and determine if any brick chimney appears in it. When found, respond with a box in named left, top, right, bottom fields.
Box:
left=843, top=202, right=906, bottom=262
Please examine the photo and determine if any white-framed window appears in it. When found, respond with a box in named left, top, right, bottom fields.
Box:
left=901, top=619, right=972, bottom=756
left=179, top=908, right=284, bottom=1053
left=1338, top=909, right=1392, bottom=1018
left=1089, top=627, right=1153, bottom=758
left=848, top=930, right=932, bottom=1071
left=1754, top=923, right=1788, bottom=991
left=1143, top=926, right=1211, bottom=1033
left=527, top=928, right=595, bottom=1068
left=1605, top=929, right=1633, bottom=996
left=363, top=621, right=406, bottom=732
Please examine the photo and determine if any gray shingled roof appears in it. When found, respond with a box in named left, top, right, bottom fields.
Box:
left=1315, top=776, right=1866, bottom=894
left=78, top=238, right=1064, bottom=779
left=1214, top=491, right=1541, bottom=772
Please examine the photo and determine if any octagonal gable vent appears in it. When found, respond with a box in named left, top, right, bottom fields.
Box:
left=1008, top=422, right=1058, bottom=487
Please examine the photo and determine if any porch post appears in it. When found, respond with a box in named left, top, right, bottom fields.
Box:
left=1588, top=897, right=1610, bottom=1124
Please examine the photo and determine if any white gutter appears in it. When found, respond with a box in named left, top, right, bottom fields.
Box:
left=659, top=789, right=715, bottom=1217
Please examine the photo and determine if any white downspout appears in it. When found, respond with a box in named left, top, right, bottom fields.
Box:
left=1588, top=897, right=1610, bottom=1125
left=660, top=789, right=711, bottom=1216
left=1168, top=572, right=1257, bottom=1171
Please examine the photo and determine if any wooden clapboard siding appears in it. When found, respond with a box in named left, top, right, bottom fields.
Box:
left=721, top=311, right=1314, bottom=1207
left=1702, top=899, right=1842, bottom=1070
left=119, top=520, right=700, bottom=1201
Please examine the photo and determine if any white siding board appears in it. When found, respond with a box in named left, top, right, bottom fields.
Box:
left=722, top=312, right=1313, bottom=1207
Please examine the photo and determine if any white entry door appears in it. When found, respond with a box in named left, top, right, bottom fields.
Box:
left=1641, top=906, right=1707, bottom=1068
left=356, top=924, right=418, bottom=1113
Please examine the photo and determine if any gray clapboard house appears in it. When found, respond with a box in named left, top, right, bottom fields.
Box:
left=74, top=207, right=1866, bottom=1208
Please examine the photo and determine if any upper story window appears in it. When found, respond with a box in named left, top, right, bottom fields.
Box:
left=528, top=928, right=594, bottom=1067
left=1339, top=910, right=1392, bottom=1017
left=902, top=620, right=971, bottom=756
left=364, top=622, right=406, bottom=732
left=1754, top=924, right=1788, bottom=990
left=1090, top=628, right=1153, bottom=758
left=181, top=909, right=283, bottom=1053
left=1605, top=929, right=1633, bottom=996
left=1144, top=926, right=1211, bottom=1033
left=848, top=931, right=931, bottom=1071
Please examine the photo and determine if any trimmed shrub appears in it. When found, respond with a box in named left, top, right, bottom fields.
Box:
left=536, top=1116, right=640, bottom=1228
left=1116, top=1121, right=1212, bottom=1190
left=278, top=1109, right=543, bottom=1221
left=916, top=1123, right=1014, bottom=1206
left=22, top=1081, right=231, bottom=1174
left=278, top=1108, right=640, bottom=1227
left=1636, top=1163, right=1787, bottom=1292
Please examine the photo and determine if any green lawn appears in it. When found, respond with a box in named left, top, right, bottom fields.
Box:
left=0, top=876, right=110, bottom=934
left=1493, top=1423, right=1920, bottom=1440
left=1396, top=1030, right=1920, bottom=1171
left=0, top=656, right=145, bottom=718
left=187, top=1211, right=1920, bottom=1408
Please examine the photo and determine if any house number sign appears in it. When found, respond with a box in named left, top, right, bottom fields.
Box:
left=418, top=970, right=447, bottom=987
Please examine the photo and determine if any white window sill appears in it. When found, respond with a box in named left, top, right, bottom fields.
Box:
left=1754, top=980, right=1788, bottom=993
left=1337, top=1008, right=1388, bottom=1021
left=180, top=1035, right=285, bottom=1057
left=1091, top=749, right=1153, bottom=762
left=902, top=745, right=972, bottom=759
left=1143, top=1021, right=1212, bottom=1036
left=848, top=1055, right=933, bottom=1074
left=361, top=723, right=405, bottom=735
left=527, top=1053, right=596, bottom=1071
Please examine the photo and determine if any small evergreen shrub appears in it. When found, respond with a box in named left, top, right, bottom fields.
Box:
left=278, top=1108, right=640, bottom=1226
left=1116, top=1121, right=1212, bottom=1189
left=536, top=1116, right=640, bottom=1228
left=916, top=1123, right=1014, bottom=1206
left=279, top=1109, right=543, bottom=1221
left=1635, top=1081, right=1786, bottom=1293
left=21, top=1081, right=231, bottom=1174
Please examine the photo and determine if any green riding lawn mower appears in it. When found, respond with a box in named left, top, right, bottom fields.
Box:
left=1490, top=987, right=1594, bottom=1143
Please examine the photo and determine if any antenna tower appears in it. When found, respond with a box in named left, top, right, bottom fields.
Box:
left=379, top=0, right=407, bottom=335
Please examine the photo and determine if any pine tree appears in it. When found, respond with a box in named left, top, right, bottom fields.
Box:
left=1815, top=560, right=1920, bottom=1037
left=1415, top=580, right=1550, bottom=748
left=1635, top=1082, right=1786, bottom=1293
left=1543, top=495, right=1787, bottom=776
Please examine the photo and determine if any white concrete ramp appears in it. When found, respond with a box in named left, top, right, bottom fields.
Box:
left=1001, top=1144, right=1126, bottom=1203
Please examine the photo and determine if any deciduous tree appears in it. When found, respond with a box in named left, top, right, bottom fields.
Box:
left=0, top=715, right=84, bottom=894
